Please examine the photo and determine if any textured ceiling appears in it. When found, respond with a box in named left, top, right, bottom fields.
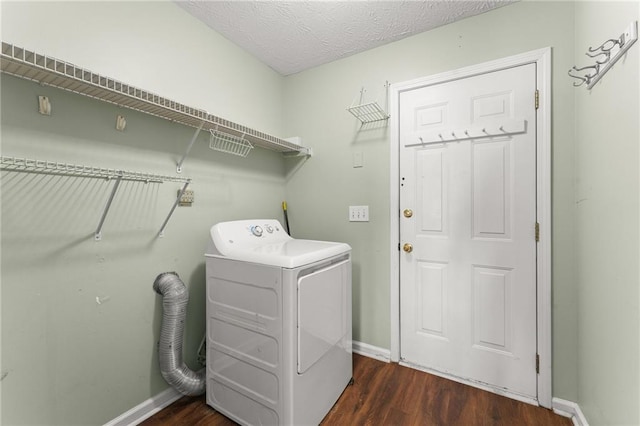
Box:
left=176, top=1, right=514, bottom=76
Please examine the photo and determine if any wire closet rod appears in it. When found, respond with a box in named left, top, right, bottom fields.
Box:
left=0, top=156, right=191, bottom=183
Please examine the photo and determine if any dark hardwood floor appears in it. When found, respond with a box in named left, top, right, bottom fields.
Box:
left=141, top=354, right=572, bottom=426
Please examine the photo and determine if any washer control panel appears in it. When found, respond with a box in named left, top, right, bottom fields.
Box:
left=210, top=219, right=291, bottom=256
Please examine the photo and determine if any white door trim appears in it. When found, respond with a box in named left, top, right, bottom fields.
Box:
left=389, top=47, right=552, bottom=408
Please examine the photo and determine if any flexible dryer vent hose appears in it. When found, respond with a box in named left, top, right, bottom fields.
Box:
left=153, top=272, right=205, bottom=396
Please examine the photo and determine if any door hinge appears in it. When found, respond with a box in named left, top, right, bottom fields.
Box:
left=536, top=353, right=540, bottom=374
left=535, top=222, right=540, bottom=242
left=398, top=242, right=401, bottom=251
left=535, top=90, right=540, bottom=110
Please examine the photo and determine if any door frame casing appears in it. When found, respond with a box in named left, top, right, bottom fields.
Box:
left=388, top=48, right=552, bottom=408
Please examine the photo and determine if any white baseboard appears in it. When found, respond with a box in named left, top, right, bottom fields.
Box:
left=552, top=398, right=589, bottom=426
left=105, top=343, right=389, bottom=425
left=352, top=340, right=391, bottom=363
left=104, top=387, right=182, bottom=426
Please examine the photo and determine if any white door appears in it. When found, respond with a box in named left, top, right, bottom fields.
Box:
left=399, top=64, right=538, bottom=399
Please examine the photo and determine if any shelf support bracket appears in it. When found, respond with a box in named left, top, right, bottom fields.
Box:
left=177, top=121, right=205, bottom=173
left=158, top=180, right=191, bottom=237
left=95, top=175, right=123, bottom=241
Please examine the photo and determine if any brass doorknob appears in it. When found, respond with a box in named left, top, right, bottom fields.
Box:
left=403, top=243, right=413, bottom=253
left=403, top=209, right=413, bottom=218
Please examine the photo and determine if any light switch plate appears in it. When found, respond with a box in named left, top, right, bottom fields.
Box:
left=349, top=205, right=369, bottom=222
left=353, top=151, right=363, bottom=168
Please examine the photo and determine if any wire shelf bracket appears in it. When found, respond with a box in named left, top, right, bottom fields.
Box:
left=176, top=121, right=205, bottom=173
left=0, top=155, right=192, bottom=240
left=347, top=82, right=390, bottom=125
left=95, top=175, right=122, bottom=241
left=158, top=180, right=191, bottom=238
left=0, top=41, right=312, bottom=158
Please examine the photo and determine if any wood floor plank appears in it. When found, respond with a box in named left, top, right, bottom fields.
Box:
left=140, top=354, right=572, bottom=426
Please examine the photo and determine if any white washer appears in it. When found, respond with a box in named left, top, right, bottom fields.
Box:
left=205, top=219, right=352, bottom=426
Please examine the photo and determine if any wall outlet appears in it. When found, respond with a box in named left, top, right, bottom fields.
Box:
left=178, top=189, right=194, bottom=206
left=349, top=205, right=369, bottom=222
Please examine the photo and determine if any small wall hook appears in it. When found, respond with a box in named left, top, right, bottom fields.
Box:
left=38, top=96, right=51, bottom=115
left=588, top=37, right=623, bottom=54
left=115, top=115, right=126, bottom=131
left=568, top=68, right=589, bottom=87
left=585, top=49, right=611, bottom=65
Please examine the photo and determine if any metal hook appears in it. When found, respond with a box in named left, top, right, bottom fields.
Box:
left=585, top=49, right=611, bottom=65
left=588, top=37, right=622, bottom=54
left=568, top=68, right=589, bottom=87
left=572, top=64, right=600, bottom=74
left=571, top=64, right=600, bottom=84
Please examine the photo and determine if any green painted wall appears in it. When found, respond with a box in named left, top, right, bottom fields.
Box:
left=1, top=1, right=287, bottom=425
left=282, top=0, right=579, bottom=401
left=2, top=1, right=639, bottom=425
left=573, top=2, right=640, bottom=425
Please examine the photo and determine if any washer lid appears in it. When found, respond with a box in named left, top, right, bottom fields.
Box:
left=222, top=239, right=351, bottom=268
left=206, top=219, right=351, bottom=268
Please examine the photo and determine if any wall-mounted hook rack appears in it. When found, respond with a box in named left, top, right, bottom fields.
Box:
left=0, top=155, right=191, bottom=239
left=347, top=82, right=390, bottom=124
left=404, top=119, right=527, bottom=147
left=569, top=20, right=637, bottom=89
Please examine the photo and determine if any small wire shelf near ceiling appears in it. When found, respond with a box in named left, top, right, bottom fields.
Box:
left=209, top=129, right=254, bottom=158
left=347, top=83, right=390, bottom=125
left=347, top=101, right=389, bottom=124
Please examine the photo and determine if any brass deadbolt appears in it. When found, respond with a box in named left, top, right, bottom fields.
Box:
left=403, top=209, right=413, bottom=218
left=403, top=243, right=413, bottom=253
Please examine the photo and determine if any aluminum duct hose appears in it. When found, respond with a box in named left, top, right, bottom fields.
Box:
left=153, top=272, right=205, bottom=396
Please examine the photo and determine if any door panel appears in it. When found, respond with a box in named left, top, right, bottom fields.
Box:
left=472, top=139, right=512, bottom=239
left=417, top=148, right=447, bottom=234
left=399, top=64, right=537, bottom=398
left=417, top=261, right=448, bottom=338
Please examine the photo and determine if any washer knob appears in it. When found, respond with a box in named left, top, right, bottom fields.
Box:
left=265, top=225, right=274, bottom=233
left=250, top=225, right=263, bottom=237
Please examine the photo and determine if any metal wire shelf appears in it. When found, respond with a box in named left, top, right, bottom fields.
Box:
left=347, top=101, right=390, bottom=124
left=1, top=155, right=191, bottom=240
left=0, top=155, right=191, bottom=183
left=347, top=83, right=390, bottom=125
left=0, top=41, right=310, bottom=156
left=209, top=129, right=254, bottom=158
